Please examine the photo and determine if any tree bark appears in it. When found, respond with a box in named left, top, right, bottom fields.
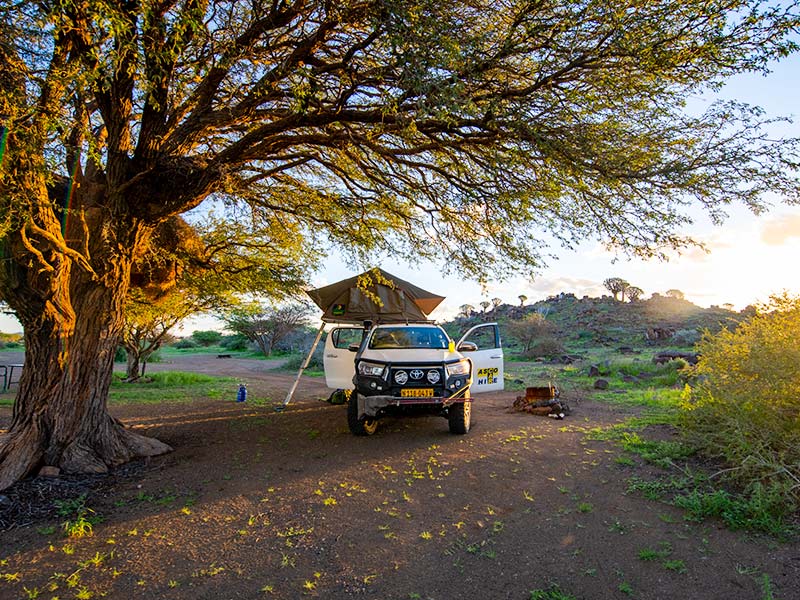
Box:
left=125, top=351, right=142, bottom=381
left=0, top=254, right=172, bottom=492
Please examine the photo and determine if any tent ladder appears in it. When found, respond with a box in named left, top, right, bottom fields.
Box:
left=281, top=322, right=326, bottom=408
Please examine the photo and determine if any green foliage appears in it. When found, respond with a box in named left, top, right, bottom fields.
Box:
left=220, top=334, right=250, bottom=351
left=529, top=584, right=577, bottom=600
left=109, top=371, right=234, bottom=404
left=672, top=484, right=793, bottom=536
left=172, top=337, right=199, bottom=349
left=680, top=294, right=800, bottom=513
left=591, top=403, right=795, bottom=537
left=281, top=351, right=323, bottom=374
left=225, top=304, right=311, bottom=357
left=54, top=494, right=97, bottom=538
left=54, top=494, right=89, bottom=518
left=192, top=330, right=223, bottom=347
left=671, top=328, right=701, bottom=346
left=114, top=346, right=127, bottom=362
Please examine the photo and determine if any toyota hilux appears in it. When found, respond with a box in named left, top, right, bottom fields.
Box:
left=323, top=322, right=503, bottom=435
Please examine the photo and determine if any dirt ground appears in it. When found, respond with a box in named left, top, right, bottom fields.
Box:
left=0, top=354, right=798, bottom=600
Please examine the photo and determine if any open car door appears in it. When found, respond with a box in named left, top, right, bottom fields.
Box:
left=458, top=323, right=504, bottom=393
left=323, top=326, right=363, bottom=389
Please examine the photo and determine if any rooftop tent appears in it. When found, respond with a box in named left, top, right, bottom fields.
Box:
left=306, top=268, right=445, bottom=323
left=282, top=269, right=445, bottom=408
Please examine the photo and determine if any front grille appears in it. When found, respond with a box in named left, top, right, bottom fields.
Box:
left=391, top=366, right=443, bottom=384
left=389, top=365, right=445, bottom=397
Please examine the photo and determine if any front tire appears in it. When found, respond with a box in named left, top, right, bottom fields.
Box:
left=448, top=395, right=472, bottom=434
left=347, top=392, right=378, bottom=436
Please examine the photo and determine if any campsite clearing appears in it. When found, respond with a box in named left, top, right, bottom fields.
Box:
left=0, top=352, right=797, bottom=599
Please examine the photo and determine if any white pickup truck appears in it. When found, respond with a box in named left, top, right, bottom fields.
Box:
left=324, top=322, right=503, bottom=435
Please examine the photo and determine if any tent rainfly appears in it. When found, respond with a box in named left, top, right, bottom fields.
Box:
left=281, top=268, right=445, bottom=407
left=306, top=268, right=445, bottom=323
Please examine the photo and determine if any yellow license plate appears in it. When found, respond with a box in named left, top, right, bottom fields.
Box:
left=401, top=388, right=434, bottom=398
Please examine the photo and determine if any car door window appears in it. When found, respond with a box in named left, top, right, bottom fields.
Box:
left=332, top=328, right=363, bottom=349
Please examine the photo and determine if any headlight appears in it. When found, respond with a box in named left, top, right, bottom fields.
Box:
left=394, top=370, right=408, bottom=384
left=426, top=370, right=441, bottom=384
left=445, top=360, right=470, bottom=377
left=358, top=361, right=386, bottom=377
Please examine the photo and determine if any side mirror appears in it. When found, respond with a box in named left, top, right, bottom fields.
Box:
left=348, top=343, right=360, bottom=353
left=457, top=341, right=478, bottom=352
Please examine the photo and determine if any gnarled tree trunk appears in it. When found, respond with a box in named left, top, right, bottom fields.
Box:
left=0, top=221, right=172, bottom=491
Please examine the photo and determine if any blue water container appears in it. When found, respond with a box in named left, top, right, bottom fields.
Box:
left=236, top=383, right=247, bottom=402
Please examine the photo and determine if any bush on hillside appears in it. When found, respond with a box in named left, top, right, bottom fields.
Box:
left=680, top=293, right=800, bottom=515
left=672, top=328, right=701, bottom=346
left=525, top=337, right=565, bottom=358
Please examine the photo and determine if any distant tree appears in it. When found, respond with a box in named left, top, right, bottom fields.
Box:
left=479, top=301, right=491, bottom=314
left=666, top=289, right=686, bottom=300
left=626, top=286, right=644, bottom=302
left=121, top=291, right=194, bottom=380
left=722, top=303, right=735, bottom=311
left=506, top=314, right=556, bottom=355
left=603, top=278, right=630, bottom=301
left=225, top=304, right=311, bottom=357
left=491, top=298, right=503, bottom=315
left=459, top=304, right=475, bottom=318
left=518, top=295, right=528, bottom=307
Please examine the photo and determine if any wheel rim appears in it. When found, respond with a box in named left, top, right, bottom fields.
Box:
left=463, top=401, right=471, bottom=426
left=363, top=418, right=378, bottom=434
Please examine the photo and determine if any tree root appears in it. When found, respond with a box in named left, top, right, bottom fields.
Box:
left=0, top=417, right=172, bottom=491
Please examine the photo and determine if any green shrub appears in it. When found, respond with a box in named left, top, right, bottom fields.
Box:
left=680, top=293, right=800, bottom=514
left=282, top=352, right=322, bottom=372
left=672, top=328, right=701, bottom=346
left=220, top=334, right=249, bottom=351
left=172, top=337, right=199, bottom=349
left=191, top=330, right=223, bottom=346
left=526, top=337, right=565, bottom=357
left=611, top=359, right=687, bottom=387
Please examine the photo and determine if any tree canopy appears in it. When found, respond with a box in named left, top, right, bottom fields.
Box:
left=1, top=0, right=800, bottom=490
left=603, top=277, right=630, bottom=301
left=2, top=1, right=799, bottom=278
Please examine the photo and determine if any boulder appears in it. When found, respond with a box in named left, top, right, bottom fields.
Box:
left=593, top=379, right=609, bottom=390
left=652, top=351, right=699, bottom=365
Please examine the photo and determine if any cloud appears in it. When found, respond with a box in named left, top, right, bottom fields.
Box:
left=760, top=214, right=800, bottom=246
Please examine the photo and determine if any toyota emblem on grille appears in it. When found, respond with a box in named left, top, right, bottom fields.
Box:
left=410, top=369, right=424, bottom=380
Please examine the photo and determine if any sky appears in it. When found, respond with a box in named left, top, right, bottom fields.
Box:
left=1, top=50, right=799, bottom=334
left=309, top=53, right=800, bottom=322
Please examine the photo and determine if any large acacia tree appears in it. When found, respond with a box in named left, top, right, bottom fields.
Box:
left=1, top=0, right=799, bottom=490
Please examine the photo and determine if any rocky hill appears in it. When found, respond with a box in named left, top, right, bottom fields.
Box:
left=447, top=293, right=747, bottom=355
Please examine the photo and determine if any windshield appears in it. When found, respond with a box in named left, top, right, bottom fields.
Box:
left=368, top=326, right=450, bottom=350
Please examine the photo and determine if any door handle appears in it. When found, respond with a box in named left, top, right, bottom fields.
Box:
left=326, top=353, right=338, bottom=358
left=490, top=355, right=502, bottom=359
